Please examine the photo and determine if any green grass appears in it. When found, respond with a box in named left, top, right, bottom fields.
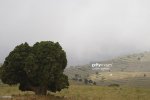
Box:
left=0, top=84, right=33, bottom=96
left=0, top=84, right=150, bottom=100
left=55, top=85, right=150, bottom=100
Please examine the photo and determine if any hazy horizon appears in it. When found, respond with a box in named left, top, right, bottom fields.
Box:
left=1, top=0, right=150, bottom=66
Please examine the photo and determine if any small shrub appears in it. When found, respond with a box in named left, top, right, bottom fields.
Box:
left=78, top=79, right=82, bottom=82
left=108, top=83, right=120, bottom=87
left=93, top=82, right=96, bottom=85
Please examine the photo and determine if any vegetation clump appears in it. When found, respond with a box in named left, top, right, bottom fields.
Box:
left=0, top=41, right=69, bottom=95
left=108, top=83, right=120, bottom=87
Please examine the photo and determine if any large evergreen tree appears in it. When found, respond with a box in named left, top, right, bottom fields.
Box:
left=0, top=41, right=69, bottom=95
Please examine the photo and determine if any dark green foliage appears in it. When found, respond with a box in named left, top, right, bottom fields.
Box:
left=84, top=78, right=88, bottom=84
left=0, top=67, right=2, bottom=79
left=108, top=83, right=120, bottom=87
left=93, top=82, right=96, bottom=85
left=0, top=41, right=69, bottom=95
left=137, top=57, right=141, bottom=60
left=78, top=78, right=82, bottom=82
left=88, top=80, right=93, bottom=83
left=74, top=74, right=81, bottom=79
left=144, top=74, right=146, bottom=77
left=95, top=71, right=99, bottom=75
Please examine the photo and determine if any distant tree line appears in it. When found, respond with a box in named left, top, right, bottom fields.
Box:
left=72, top=74, right=96, bottom=85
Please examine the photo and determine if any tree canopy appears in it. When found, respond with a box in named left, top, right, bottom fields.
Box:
left=0, top=41, right=69, bottom=95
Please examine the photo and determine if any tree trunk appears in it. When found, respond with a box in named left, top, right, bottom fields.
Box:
left=33, top=87, right=47, bottom=95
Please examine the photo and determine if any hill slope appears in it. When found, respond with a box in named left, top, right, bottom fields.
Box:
left=64, top=51, right=150, bottom=87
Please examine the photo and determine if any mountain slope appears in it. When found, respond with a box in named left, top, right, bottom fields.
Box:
left=64, top=51, right=150, bottom=80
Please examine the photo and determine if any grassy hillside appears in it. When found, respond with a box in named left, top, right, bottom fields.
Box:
left=89, top=72, right=150, bottom=87
left=64, top=51, right=150, bottom=87
left=65, top=51, right=150, bottom=76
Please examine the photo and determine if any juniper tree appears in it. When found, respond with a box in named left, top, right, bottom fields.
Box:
left=0, top=41, right=69, bottom=95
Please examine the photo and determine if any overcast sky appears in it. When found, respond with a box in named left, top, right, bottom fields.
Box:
left=0, top=0, right=150, bottom=66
